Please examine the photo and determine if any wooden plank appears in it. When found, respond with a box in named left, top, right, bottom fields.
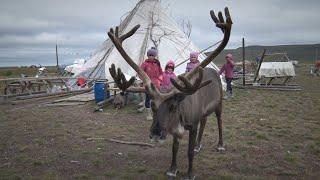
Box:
left=235, top=83, right=301, bottom=88
left=53, top=92, right=94, bottom=103
left=1, top=90, right=46, bottom=98
left=6, top=84, right=23, bottom=87
left=237, top=82, right=300, bottom=87
left=264, top=53, right=287, bottom=56
left=86, top=137, right=155, bottom=148
left=253, top=49, right=267, bottom=82
left=282, top=76, right=291, bottom=85
left=44, top=102, right=86, bottom=107
left=234, top=84, right=302, bottom=91
left=107, top=86, right=145, bottom=93
left=0, top=77, right=108, bottom=82
left=267, top=77, right=275, bottom=85
left=15, top=88, right=92, bottom=100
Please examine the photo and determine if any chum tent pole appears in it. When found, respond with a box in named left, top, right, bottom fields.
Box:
left=56, top=44, right=59, bottom=74
left=242, top=38, right=245, bottom=86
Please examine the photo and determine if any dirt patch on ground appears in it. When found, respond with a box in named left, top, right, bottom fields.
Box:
left=1, top=64, right=319, bottom=179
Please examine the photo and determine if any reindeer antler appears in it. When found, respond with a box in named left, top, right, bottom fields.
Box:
left=108, top=25, right=161, bottom=98
left=108, top=25, right=147, bottom=80
left=109, top=64, right=136, bottom=92
left=108, top=25, right=140, bottom=45
left=188, top=7, right=233, bottom=78
left=170, top=67, right=212, bottom=95
left=164, top=7, right=232, bottom=97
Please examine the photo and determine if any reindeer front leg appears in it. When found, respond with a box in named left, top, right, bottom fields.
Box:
left=166, top=136, right=179, bottom=177
left=186, top=127, right=197, bottom=180
left=195, top=118, right=207, bottom=153
left=216, top=106, right=225, bottom=152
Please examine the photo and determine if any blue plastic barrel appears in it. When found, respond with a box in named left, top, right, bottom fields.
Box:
left=94, top=80, right=109, bottom=103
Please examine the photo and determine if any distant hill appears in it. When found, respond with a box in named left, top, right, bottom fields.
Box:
left=206, top=44, right=320, bottom=65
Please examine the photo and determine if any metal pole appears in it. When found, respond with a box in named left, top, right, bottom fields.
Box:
left=316, top=46, right=319, bottom=62
left=242, top=38, right=245, bottom=86
left=56, top=44, right=59, bottom=74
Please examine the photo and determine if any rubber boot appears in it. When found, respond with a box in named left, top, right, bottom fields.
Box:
left=223, top=91, right=230, bottom=100
left=146, top=108, right=153, bottom=121
left=229, top=91, right=233, bottom=98
left=138, top=100, right=144, bottom=107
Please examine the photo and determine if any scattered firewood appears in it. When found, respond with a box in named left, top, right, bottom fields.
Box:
left=86, top=137, right=154, bottom=148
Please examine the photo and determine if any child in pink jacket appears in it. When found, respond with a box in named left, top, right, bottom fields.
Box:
left=185, top=52, right=200, bottom=72
left=138, top=47, right=163, bottom=121
left=140, top=48, right=163, bottom=89
left=219, top=53, right=235, bottom=99
left=160, top=60, right=176, bottom=92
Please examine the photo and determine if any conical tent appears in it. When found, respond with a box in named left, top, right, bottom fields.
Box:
left=78, top=0, right=225, bottom=88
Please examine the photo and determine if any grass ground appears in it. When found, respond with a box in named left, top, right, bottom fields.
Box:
left=0, top=66, right=57, bottom=79
left=0, top=64, right=319, bottom=179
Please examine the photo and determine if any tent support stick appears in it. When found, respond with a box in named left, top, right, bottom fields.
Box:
left=242, top=38, right=245, bottom=86
left=253, top=49, right=266, bottom=82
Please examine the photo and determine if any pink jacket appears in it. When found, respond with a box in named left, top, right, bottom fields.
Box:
left=161, top=70, right=176, bottom=91
left=185, top=60, right=200, bottom=72
left=219, top=59, right=234, bottom=78
left=140, top=59, right=163, bottom=88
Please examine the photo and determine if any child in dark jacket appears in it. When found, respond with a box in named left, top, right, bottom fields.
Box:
left=160, top=60, right=176, bottom=92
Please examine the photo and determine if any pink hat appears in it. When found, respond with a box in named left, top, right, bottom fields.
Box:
left=190, top=52, right=199, bottom=59
left=166, top=60, right=175, bottom=67
left=165, top=60, right=175, bottom=70
left=226, top=53, right=233, bottom=59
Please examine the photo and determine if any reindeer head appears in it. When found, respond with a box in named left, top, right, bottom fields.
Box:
left=107, top=7, right=232, bottom=140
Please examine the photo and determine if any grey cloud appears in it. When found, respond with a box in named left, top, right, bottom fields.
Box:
left=164, top=0, right=320, bottom=48
left=0, top=0, right=319, bottom=50
left=0, top=31, right=105, bottom=48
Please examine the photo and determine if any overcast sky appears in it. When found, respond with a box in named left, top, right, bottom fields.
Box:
left=0, top=0, right=319, bottom=66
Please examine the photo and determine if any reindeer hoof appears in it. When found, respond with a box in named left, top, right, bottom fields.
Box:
left=158, top=139, right=166, bottom=144
left=216, top=146, right=225, bottom=152
left=166, top=169, right=178, bottom=177
left=194, top=144, right=202, bottom=153
left=149, top=136, right=158, bottom=143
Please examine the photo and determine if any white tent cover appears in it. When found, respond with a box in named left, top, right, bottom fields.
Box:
left=78, top=0, right=225, bottom=89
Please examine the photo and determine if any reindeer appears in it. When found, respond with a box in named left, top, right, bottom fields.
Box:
left=107, top=7, right=232, bottom=179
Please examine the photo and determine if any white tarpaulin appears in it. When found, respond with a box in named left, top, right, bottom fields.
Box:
left=65, top=58, right=86, bottom=75
left=259, top=62, right=295, bottom=78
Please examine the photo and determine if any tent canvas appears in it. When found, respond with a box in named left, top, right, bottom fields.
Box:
left=77, top=0, right=225, bottom=88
